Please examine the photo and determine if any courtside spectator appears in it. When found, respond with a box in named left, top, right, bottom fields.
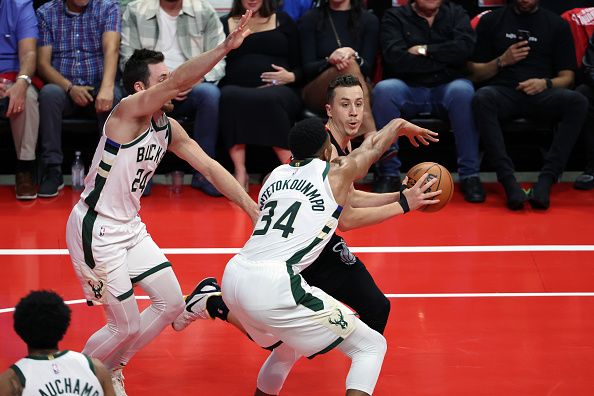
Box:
left=36, top=0, right=122, bottom=198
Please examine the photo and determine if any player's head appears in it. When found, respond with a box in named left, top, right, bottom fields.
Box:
left=13, top=290, right=71, bottom=350
left=123, top=49, right=174, bottom=112
left=289, top=118, right=332, bottom=161
left=325, top=74, right=364, bottom=139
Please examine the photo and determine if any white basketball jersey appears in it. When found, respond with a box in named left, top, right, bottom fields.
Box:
left=240, top=158, right=342, bottom=274
left=11, top=351, right=103, bottom=396
left=79, top=109, right=171, bottom=222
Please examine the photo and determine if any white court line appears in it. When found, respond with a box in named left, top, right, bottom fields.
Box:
left=1, top=293, right=594, bottom=314
left=1, top=245, right=594, bottom=256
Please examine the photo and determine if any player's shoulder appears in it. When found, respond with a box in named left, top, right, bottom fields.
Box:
left=0, top=366, right=24, bottom=395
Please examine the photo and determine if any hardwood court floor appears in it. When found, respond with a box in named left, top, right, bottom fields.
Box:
left=1, top=181, right=593, bottom=395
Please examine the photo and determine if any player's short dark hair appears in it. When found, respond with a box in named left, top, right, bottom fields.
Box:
left=289, top=118, right=328, bottom=160
left=13, top=290, right=71, bottom=350
left=123, top=49, right=165, bottom=95
left=326, top=74, right=363, bottom=104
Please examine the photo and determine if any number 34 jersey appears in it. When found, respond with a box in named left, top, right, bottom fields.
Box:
left=239, top=158, right=343, bottom=275
left=79, top=112, right=171, bottom=222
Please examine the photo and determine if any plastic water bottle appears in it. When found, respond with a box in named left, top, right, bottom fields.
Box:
left=71, top=151, right=85, bottom=191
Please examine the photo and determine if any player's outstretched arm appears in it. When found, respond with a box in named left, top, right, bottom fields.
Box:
left=119, top=11, right=252, bottom=119
left=92, top=358, right=116, bottom=396
left=167, top=118, right=259, bottom=223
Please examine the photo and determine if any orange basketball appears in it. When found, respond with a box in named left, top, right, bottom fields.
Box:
left=405, top=162, right=454, bottom=212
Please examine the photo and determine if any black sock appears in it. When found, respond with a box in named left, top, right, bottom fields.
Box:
left=206, top=295, right=229, bottom=321
left=16, top=160, right=35, bottom=173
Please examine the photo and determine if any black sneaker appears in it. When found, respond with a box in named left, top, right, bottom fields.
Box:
left=38, top=166, right=64, bottom=198
left=460, top=176, right=486, bottom=203
left=574, top=169, right=594, bottom=190
left=191, top=173, right=223, bottom=197
left=373, top=175, right=402, bottom=193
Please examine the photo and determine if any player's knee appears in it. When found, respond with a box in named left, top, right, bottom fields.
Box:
left=112, top=315, right=140, bottom=341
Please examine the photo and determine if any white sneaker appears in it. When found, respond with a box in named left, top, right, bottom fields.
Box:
left=111, top=367, right=128, bottom=396
left=172, top=277, right=222, bottom=331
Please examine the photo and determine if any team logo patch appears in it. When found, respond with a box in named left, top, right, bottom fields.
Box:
left=332, top=240, right=356, bottom=265
left=88, top=280, right=104, bottom=299
left=52, top=363, right=60, bottom=374
left=328, top=308, right=349, bottom=330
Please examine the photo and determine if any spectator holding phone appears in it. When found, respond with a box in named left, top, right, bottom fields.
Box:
left=36, top=0, right=122, bottom=198
left=469, top=0, right=588, bottom=210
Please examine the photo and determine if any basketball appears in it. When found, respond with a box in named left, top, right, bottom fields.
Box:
left=405, top=162, right=454, bottom=212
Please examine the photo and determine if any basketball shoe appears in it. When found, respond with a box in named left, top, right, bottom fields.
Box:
left=172, top=277, right=221, bottom=331
left=111, top=366, right=128, bottom=396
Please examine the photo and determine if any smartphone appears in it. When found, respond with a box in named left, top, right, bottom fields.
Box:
left=517, top=29, right=531, bottom=42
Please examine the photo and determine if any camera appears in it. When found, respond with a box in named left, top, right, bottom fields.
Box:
left=517, top=29, right=531, bottom=42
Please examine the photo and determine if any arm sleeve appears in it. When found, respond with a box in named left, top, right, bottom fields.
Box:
left=119, top=5, right=138, bottom=71
left=203, top=5, right=226, bottom=83
left=381, top=10, right=443, bottom=76
left=583, top=34, right=594, bottom=88
left=101, top=0, right=121, bottom=34
left=426, top=7, right=475, bottom=65
left=358, top=12, right=379, bottom=77
left=16, top=0, right=39, bottom=41
left=472, top=14, right=496, bottom=62
left=553, top=19, right=577, bottom=73
left=36, top=7, right=52, bottom=47
left=299, top=10, right=329, bottom=80
left=281, top=13, right=303, bottom=85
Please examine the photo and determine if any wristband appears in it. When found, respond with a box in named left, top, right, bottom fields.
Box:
left=399, top=183, right=407, bottom=193
left=399, top=190, right=410, bottom=214
left=545, top=78, right=552, bottom=89
left=66, top=83, right=74, bottom=94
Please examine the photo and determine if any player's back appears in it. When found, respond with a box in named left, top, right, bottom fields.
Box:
left=11, top=351, right=103, bottom=396
left=240, top=158, right=342, bottom=274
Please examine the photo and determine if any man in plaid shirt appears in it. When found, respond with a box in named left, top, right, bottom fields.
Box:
left=36, top=0, right=122, bottom=198
left=120, top=0, right=226, bottom=197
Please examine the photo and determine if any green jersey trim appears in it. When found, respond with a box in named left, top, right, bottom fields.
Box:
left=307, top=337, right=344, bottom=359
left=83, top=354, right=95, bottom=374
left=131, top=262, right=172, bottom=284
left=10, top=364, right=26, bottom=387
left=117, top=288, right=134, bottom=302
left=25, top=350, right=69, bottom=360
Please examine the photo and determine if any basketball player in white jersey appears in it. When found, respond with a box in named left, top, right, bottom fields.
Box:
left=0, top=290, right=115, bottom=396
left=64, top=11, right=257, bottom=396
left=220, top=117, right=438, bottom=395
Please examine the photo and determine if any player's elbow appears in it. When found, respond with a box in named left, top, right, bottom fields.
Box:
left=338, top=218, right=355, bottom=232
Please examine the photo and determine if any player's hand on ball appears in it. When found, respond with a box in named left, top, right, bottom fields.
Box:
left=402, top=173, right=441, bottom=211
left=398, top=120, right=439, bottom=147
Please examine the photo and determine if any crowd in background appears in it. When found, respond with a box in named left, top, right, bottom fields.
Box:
left=1, top=0, right=594, bottom=211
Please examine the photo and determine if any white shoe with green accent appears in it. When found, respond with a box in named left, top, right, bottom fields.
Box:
left=111, top=367, right=128, bottom=396
left=172, top=277, right=221, bottom=331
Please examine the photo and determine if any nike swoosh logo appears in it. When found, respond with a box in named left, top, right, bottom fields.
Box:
left=186, top=296, right=206, bottom=313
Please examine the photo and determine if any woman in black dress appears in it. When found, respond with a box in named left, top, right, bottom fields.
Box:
left=220, top=0, right=303, bottom=190
left=299, top=0, right=379, bottom=134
